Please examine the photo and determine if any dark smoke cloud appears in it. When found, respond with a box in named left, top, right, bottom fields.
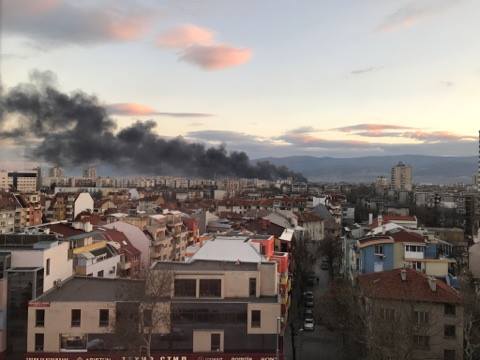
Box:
left=0, top=71, right=305, bottom=181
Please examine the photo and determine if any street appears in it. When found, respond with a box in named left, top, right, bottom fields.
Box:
left=284, top=248, right=343, bottom=360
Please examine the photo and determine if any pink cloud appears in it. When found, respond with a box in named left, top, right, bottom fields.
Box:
left=106, top=103, right=213, bottom=118
left=156, top=24, right=214, bottom=48
left=180, top=44, right=252, bottom=70
left=106, top=14, right=152, bottom=41
left=334, top=123, right=413, bottom=133
left=3, top=1, right=156, bottom=46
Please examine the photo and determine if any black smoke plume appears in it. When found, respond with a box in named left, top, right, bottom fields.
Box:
left=0, top=70, right=305, bottom=181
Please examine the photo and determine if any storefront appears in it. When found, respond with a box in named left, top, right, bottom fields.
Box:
left=24, top=352, right=282, bottom=360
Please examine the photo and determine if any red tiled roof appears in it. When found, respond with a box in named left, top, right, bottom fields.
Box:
left=358, top=268, right=461, bottom=304
left=99, top=228, right=141, bottom=257
left=390, top=229, right=425, bottom=243
left=47, top=223, right=85, bottom=238
left=371, top=215, right=417, bottom=228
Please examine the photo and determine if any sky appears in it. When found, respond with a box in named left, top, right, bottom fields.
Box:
left=1, top=0, right=480, bottom=169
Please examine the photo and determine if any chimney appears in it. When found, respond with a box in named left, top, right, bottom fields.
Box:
left=378, top=214, right=383, bottom=226
left=428, top=277, right=437, bottom=292
left=368, top=213, right=373, bottom=226
left=400, top=269, right=407, bottom=281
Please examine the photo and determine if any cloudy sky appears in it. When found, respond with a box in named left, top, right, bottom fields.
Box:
left=2, top=0, right=480, bottom=166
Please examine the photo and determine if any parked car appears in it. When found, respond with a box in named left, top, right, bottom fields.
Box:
left=304, top=319, right=314, bottom=331
left=303, top=291, right=314, bottom=300
left=304, top=308, right=313, bottom=318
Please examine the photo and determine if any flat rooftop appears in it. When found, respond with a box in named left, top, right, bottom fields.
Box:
left=153, top=259, right=264, bottom=271
left=34, top=277, right=145, bottom=302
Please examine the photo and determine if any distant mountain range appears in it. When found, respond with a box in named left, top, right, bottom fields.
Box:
left=257, top=155, right=478, bottom=184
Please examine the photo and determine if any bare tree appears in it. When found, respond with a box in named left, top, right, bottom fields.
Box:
left=316, top=279, right=441, bottom=360
left=461, top=272, right=480, bottom=360
left=115, top=265, right=173, bottom=357
left=317, top=235, right=342, bottom=279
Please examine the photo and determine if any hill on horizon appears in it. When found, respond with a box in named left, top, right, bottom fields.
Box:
left=256, top=155, right=478, bottom=184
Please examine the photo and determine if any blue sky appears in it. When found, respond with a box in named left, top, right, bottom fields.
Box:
left=1, top=0, right=480, bottom=169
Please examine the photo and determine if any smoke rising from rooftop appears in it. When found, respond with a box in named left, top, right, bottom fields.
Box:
left=0, top=70, right=305, bottom=181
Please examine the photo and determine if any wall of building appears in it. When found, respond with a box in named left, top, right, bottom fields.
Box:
left=73, top=193, right=94, bottom=220
left=10, top=242, right=73, bottom=292
left=76, top=254, right=120, bottom=278
left=258, top=264, right=277, bottom=297
left=192, top=329, right=224, bottom=352
left=0, top=278, right=7, bottom=356
left=360, top=243, right=394, bottom=273
left=247, top=303, right=281, bottom=334
left=27, top=301, right=116, bottom=352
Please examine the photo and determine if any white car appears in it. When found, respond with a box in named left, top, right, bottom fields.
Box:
left=304, top=319, right=315, bottom=331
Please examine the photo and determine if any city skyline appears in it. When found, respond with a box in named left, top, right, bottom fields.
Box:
left=2, top=0, right=480, bottom=170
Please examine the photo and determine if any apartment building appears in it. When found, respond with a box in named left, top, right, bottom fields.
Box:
left=391, top=162, right=413, bottom=192
left=0, top=172, right=7, bottom=191
left=296, top=212, right=324, bottom=242
left=26, top=257, right=282, bottom=357
left=72, top=240, right=121, bottom=278
left=0, top=193, right=16, bottom=234
left=355, top=225, right=456, bottom=279
left=45, top=192, right=94, bottom=222
left=358, top=269, right=463, bottom=360
left=7, top=172, right=38, bottom=193
left=0, top=234, right=72, bottom=357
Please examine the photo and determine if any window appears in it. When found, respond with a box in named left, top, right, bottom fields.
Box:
left=444, top=349, right=455, bottom=360
left=143, top=309, right=153, bottom=327
left=60, top=334, right=87, bottom=351
left=413, top=335, right=430, bottom=349
left=249, top=278, right=256, bottom=297
left=99, top=309, right=109, bottom=327
left=412, top=261, right=422, bottom=271
left=71, top=309, right=81, bottom=327
left=211, top=333, right=221, bottom=352
left=199, top=279, right=221, bottom=297
left=444, top=325, right=456, bottom=338
left=380, top=308, right=395, bottom=321
left=374, top=245, right=384, bottom=255
left=35, top=309, right=45, bottom=327
left=414, top=310, right=429, bottom=325
left=97, top=270, right=104, bottom=278
left=174, top=279, right=196, bottom=297
left=251, top=310, right=261, bottom=328
left=444, top=304, right=456, bottom=316
left=35, top=333, right=44, bottom=351
left=45, top=259, right=50, bottom=276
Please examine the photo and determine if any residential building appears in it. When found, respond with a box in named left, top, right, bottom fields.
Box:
left=72, top=241, right=121, bottom=278
left=296, top=212, right=324, bottom=242
left=48, top=166, right=64, bottom=178
left=391, top=162, right=413, bottom=192
left=45, top=192, right=94, bottom=222
left=0, top=234, right=72, bottom=356
left=0, top=193, right=16, bottom=234
left=82, top=166, right=97, bottom=180
left=26, top=255, right=282, bottom=356
left=0, top=172, right=7, bottom=191
left=7, top=171, right=38, bottom=193
left=102, top=220, right=151, bottom=267
left=355, top=225, right=456, bottom=278
left=358, top=269, right=463, bottom=360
